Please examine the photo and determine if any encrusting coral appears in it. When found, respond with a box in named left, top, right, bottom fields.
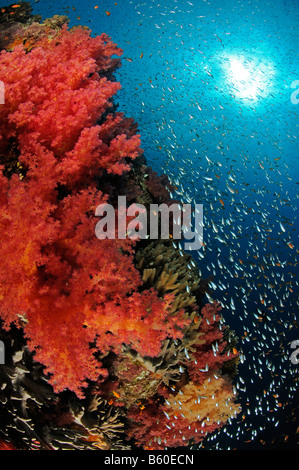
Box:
left=0, top=6, right=240, bottom=450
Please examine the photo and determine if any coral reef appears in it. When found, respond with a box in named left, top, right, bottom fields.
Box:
left=125, top=301, right=240, bottom=449
left=0, top=8, right=240, bottom=450
left=0, top=1, right=41, bottom=51
left=0, top=19, right=188, bottom=397
left=0, top=323, right=127, bottom=450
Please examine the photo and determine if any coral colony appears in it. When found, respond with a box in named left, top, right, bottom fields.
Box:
left=0, top=3, right=240, bottom=450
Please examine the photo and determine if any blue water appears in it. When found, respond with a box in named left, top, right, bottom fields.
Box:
left=27, top=0, right=299, bottom=449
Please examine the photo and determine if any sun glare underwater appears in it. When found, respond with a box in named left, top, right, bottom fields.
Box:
left=0, top=0, right=298, bottom=451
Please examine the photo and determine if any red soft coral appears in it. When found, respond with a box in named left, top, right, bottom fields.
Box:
left=0, top=26, right=184, bottom=397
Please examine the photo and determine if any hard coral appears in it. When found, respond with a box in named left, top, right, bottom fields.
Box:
left=0, top=322, right=127, bottom=450
left=126, top=301, right=240, bottom=449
